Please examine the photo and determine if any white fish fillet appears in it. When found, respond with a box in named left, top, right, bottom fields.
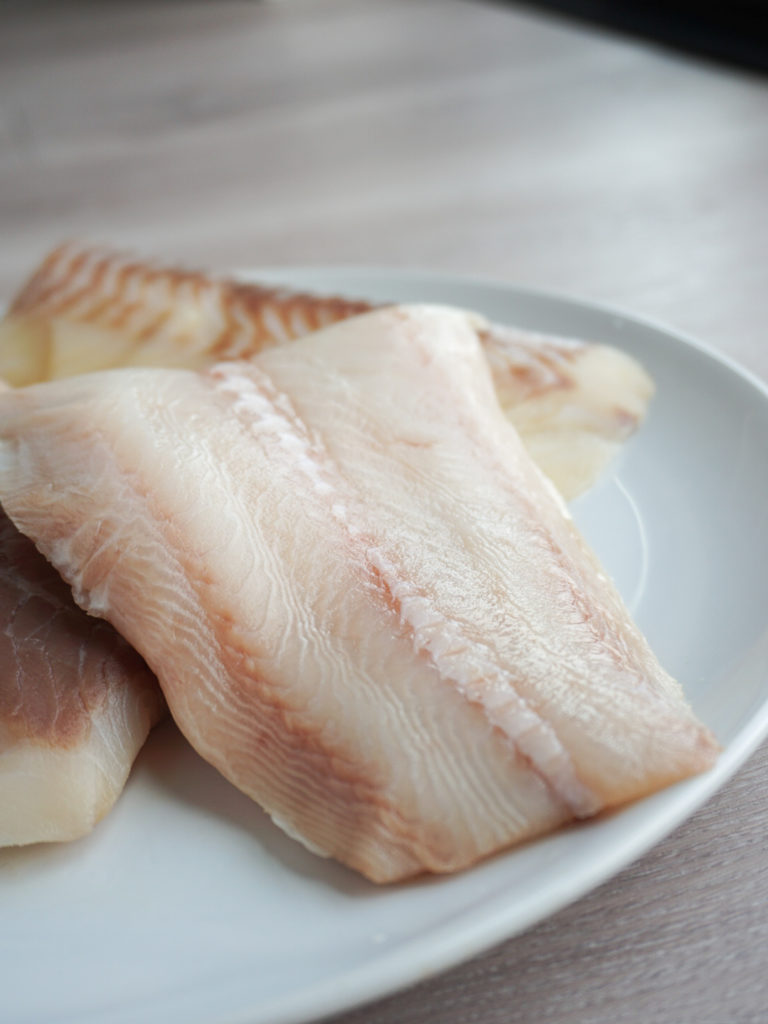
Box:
left=0, top=247, right=646, bottom=844
left=0, top=242, right=654, bottom=499
left=0, top=306, right=717, bottom=880
left=0, top=511, right=164, bottom=846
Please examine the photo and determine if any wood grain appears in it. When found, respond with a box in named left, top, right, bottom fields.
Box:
left=1, top=2, right=767, bottom=1022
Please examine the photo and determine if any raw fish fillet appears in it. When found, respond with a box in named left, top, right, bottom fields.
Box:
left=0, top=306, right=717, bottom=881
left=0, top=511, right=164, bottom=846
left=0, top=242, right=653, bottom=498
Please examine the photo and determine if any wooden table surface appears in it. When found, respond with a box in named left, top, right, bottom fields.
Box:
left=2, top=2, right=767, bottom=1022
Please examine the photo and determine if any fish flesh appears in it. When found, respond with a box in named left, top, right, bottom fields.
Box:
left=0, top=511, right=164, bottom=846
left=0, top=247, right=647, bottom=846
left=0, top=307, right=715, bottom=872
left=0, top=242, right=653, bottom=499
left=0, top=306, right=716, bottom=881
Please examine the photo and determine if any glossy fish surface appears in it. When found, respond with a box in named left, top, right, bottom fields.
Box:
left=0, top=306, right=716, bottom=880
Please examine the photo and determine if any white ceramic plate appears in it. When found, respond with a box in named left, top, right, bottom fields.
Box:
left=3, top=269, right=768, bottom=1024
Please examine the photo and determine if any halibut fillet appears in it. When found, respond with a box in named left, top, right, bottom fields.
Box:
left=0, top=242, right=654, bottom=498
left=0, top=306, right=716, bottom=879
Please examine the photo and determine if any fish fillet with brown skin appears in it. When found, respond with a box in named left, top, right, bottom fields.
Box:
left=0, top=306, right=717, bottom=881
left=0, top=242, right=653, bottom=499
left=0, top=511, right=164, bottom=846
